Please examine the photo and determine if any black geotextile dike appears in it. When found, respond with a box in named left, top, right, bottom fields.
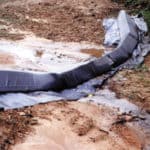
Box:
left=0, top=71, right=63, bottom=92
left=0, top=10, right=139, bottom=93
left=61, top=56, right=114, bottom=89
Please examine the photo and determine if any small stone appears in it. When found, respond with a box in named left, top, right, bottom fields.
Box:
left=19, top=112, right=25, bottom=116
left=30, top=119, right=38, bottom=125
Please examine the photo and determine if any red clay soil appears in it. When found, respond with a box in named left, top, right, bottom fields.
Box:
left=0, top=107, right=37, bottom=150
left=0, top=101, right=143, bottom=150
left=109, top=55, right=150, bottom=113
left=0, top=0, right=119, bottom=43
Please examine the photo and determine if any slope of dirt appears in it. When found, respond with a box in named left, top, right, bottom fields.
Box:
left=0, top=0, right=119, bottom=43
left=0, top=101, right=143, bottom=150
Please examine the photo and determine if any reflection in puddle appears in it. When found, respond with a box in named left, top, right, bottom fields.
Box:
left=0, top=52, right=15, bottom=64
left=80, top=48, right=104, bottom=58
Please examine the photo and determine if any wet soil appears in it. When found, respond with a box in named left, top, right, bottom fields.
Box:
left=0, top=107, right=36, bottom=150
left=0, top=0, right=149, bottom=150
left=0, top=101, right=143, bottom=150
left=0, top=0, right=119, bottom=44
left=109, top=55, right=150, bottom=113
left=0, top=52, right=15, bottom=65
left=80, top=48, right=104, bottom=58
left=0, top=36, right=104, bottom=73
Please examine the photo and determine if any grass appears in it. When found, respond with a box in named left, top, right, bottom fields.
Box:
left=135, top=64, right=149, bottom=73
left=142, top=10, right=150, bottom=31
left=113, top=0, right=150, bottom=31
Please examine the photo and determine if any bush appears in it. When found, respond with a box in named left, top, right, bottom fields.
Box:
left=113, top=0, right=150, bottom=31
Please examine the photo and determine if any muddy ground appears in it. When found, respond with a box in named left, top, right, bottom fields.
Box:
left=0, top=0, right=119, bottom=44
left=0, top=0, right=150, bottom=150
left=109, top=55, right=150, bottom=113
left=0, top=101, right=143, bottom=150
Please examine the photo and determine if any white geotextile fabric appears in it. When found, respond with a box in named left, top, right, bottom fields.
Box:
left=103, top=15, right=150, bottom=69
left=103, top=18, right=120, bottom=46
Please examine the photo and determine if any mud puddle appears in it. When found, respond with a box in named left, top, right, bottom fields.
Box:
left=0, top=35, right=104, bottom=73
left=80, top=48, right=104, bottom=58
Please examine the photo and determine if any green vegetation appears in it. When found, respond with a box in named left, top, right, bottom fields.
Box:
left=142, top=10, right=150, bottom=31
left=113, top=0, right=150, bottom=31
left=135, top=64, right=149, bottom=73
left=125, top=0, right=150, bottom=30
